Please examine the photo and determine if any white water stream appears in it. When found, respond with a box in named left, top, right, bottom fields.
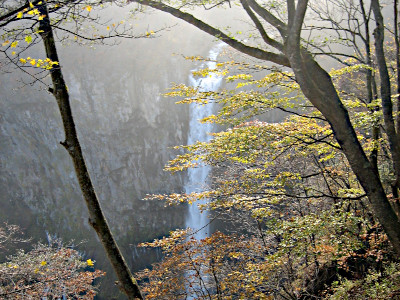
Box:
left=184, top=43, right=225, bottom=240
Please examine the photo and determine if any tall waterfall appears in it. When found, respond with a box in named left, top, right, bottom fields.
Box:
left=184, top=43, right=225, bottom=240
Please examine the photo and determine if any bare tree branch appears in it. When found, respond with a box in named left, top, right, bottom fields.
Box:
left=240, top=0, right=284, bottom=51
left=245, top=0, right=287, bottom=37
left=132, top=0, right=291, bottom=67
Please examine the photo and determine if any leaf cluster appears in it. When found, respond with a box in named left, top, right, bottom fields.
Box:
left=0, top=227, right=105, bottom=299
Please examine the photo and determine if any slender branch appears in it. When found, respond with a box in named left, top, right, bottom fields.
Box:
left=289, top=0, right=309, bottom=47
left=0, top=3, right=29, bottom=22
left=250, top=191, right=367, bottom=201
left=287, top=0, right=295, bottom=30
left=276, top=106, right=328, bottom=122
left=240, top=0, right=284, bottom=51
left=133, top=0, right=290, bottom=66
left=245, top=0, right=287, bottom=37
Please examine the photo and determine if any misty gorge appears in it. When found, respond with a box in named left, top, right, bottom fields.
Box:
left=3, top=0, right=400, bottom=299
left=0, top=6, right=249, bottom=299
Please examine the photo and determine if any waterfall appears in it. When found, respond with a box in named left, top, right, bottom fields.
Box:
left=184, top=43, right=225, bottom=240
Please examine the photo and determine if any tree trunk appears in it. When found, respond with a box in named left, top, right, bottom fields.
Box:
left=38, top=4, right=143, bottom=299
left=371, top=0, right=400, bottom=191
left=285, top=6, right=400, bottom=255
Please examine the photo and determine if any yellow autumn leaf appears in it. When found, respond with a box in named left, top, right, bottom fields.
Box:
left=2, top=40, right=10, bottom=46
left=25, top=35, right=32, bottom=44
left=17, top=11, right=23, bottom=18
left=87, top=259, right=94, bottom=266
left=10, top=41, right=18, bottom=48
left=30, top=59, right=36, bottom=65
left=85, top=5, right=92, bottom=11
left=29, top=2, right=34, bottom=8
left=41, top=261, right=47, bottom=266
left=11, top=51, right=16, bottom=56
left=106, top=26, right=110, bottom=30
left=19, top=58, right=27, bottom=64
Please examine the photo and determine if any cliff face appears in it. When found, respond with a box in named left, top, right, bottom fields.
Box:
left=0, top=45, right=188, bottom=238
left=0, top=13, right=216, bottom=297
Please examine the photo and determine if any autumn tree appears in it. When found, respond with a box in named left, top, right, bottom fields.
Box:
left=141, top=52, right=399, bottom=297
left=131, top=0, right=400, bottom=255
left=132, top=0, right=400, bottom=298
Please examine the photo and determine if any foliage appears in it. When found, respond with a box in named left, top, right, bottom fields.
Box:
left=328, top=262, right=400, bottom=300
left=137, top=210, right=394, bottom=299
left=137, top=21, right=400, bottom=300
left=0, top=226, right=105, bottom=299
left=142, top=191, right=393, bottom=295
left=0, top=224, right=29, bottom=252
left=137, top=230, right=273, bottom=299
